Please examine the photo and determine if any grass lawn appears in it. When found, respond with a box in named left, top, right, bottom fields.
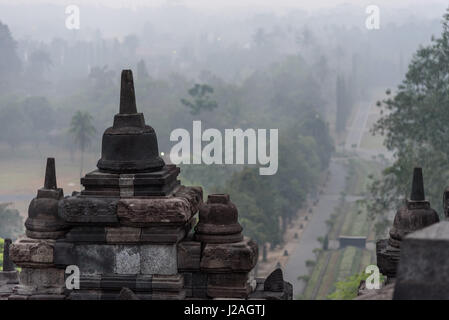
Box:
left=0, top=144, right=101, bottom=217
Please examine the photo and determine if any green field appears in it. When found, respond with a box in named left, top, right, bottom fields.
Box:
left=299, top=158, right=379, bottom=300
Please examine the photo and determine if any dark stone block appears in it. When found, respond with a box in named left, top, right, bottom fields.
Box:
left=0, top=270, right=19, bottom=285
left=74, top=244, right=115, bottom=275
left=207, top=273, right=250, bottom=299
left=200, top=238, right=258, bottom=273
left=152, top=274, right=183, bottom=292
left=182, top=272, right=192, bottom=288
left=393, top=221, right=449, bottom=300
left=101, top=274, right=137, bottom=290
left=192, top=272, right=208, bottom=288
left=135, top=275, right=152, bottom=292
left=376, top=239, right=400, bottom=278
left=59, top=196, right=119, bottom=225
left=2, top=239, right=15, bottom=271
left=53, top=241, right=76, bottom=266
left=118, top=287, right=139, bottom=300
left=264, top=268, right=284, bottom=292
left=81, top=166, right=180, bottom=197
left=65, top=227, right=107, bottom=243
left=140, top=226, right=186, bottom=244
left=192, top=272, right=208, bottom=299
left=69, top=290, right=101, bottom=300
left=79, top=275, right=101, bottom=290
left=177, top=241, right=201, bottom=271
left=28, top=294, right=66, bottom=300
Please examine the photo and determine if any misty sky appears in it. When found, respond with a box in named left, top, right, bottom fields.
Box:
left=1, top=0, right=448, bottom=11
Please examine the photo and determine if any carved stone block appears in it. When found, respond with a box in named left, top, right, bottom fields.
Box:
left=200, top=238, right=258, bottom=273
left=9, top=237, right=55, bottom=267
left=59, top=196, right=119, bottom=225
left=117, top=197, right=192, bottom=227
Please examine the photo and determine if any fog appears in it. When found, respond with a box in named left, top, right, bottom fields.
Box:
left=0, top=1, right=448, bottom=296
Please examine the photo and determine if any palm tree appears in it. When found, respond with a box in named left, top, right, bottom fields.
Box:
left=69, top=111, right=97, bottom=177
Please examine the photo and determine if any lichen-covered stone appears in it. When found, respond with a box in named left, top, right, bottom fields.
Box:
left=140, top=244, right=177, bottom=275
left=115, top=246, right=140, bottom=274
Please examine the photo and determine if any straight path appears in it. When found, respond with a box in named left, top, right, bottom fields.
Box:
left=283, top=159, right=348, bottom=298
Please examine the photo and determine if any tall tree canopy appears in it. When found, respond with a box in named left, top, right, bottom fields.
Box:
left=0, top=21, right=21, bottom=91
left=368, top=9, right=449, bottom=220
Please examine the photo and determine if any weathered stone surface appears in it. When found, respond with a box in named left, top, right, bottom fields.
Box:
left=101, top=274, right=137, bottom=290
left=9, top=237, right=55, bottom=267
left=151, top=274, right=185, bottom=299
left=140, top=224, right=187, bottom=244
left=74, top=244, right=116, bottom=275
left=192, top=272, right=208, bottom=299
left=79, top=275, right=101, bottom=289
left=264, top=268, right=284, bottom=292
left=207, top=273, right=250, bottom=299
left=200, top=238, right=258, bottom=273
left=19, top=268, right=65, bottom=289
left=195, top=194, right=243, bottom=244
left=106, top=226, right=141, bottom=243
left=135, top=275, right=152, bottom=291
left=174, top=186, right=203, bottom=214
left=115, top=246, right=140, bottom=274
left=81, top=166, right=180, bottom=197
left=0, top=271, right=19, bottom=285
left=59, top=196, right=119, bottom=225
left=117, top=197, right=193, bottom=227
left=140, top=244, right=177, bottom=275
left=69, top=290, right=102, bottom=300
left=177, top=240, right=201, bottom=271
left=53, top=241, right=76, bottom=266
left=393, top=221, right=449, bottom=300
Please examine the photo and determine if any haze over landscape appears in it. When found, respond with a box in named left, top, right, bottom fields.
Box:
left=1, top=0, right=449, bottom=300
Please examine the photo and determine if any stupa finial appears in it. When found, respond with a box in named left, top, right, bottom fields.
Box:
left=119, top=69, right=137, bottom=114
left=44, top=157, right=57, bottom=190
left=410, top=167, right=425, bottom=201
